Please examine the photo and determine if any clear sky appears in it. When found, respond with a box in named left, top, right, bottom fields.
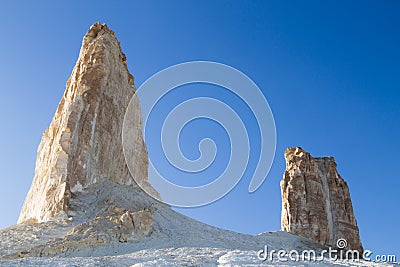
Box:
left=0, top=0, right=399, bottom=257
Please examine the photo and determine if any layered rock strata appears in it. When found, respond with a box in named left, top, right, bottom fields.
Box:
left=18, top=22, right=151, bottom=227
left=281, top=147, right=363, bottom=252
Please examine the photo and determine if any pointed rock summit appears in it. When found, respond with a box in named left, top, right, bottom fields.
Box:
left=280, top=147, right=363, bottom=252
left=18, top=22, right=149, bottom=224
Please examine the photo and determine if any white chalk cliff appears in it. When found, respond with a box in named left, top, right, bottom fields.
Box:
left=18, top=22, right=150, bottom=224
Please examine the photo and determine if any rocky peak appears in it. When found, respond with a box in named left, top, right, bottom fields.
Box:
left=18, top=22, right=149, bottom=224
left=281, top=147, right=363, bottom=252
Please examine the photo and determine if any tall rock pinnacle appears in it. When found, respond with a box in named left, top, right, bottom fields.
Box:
left=18, top=22, right=149, bottom=223
left=280, top=147, right=363, bottom=252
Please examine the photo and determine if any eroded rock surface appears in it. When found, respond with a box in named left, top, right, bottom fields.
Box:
left=281, top=147, right=363, bottom=252
left=13, top=22, right=158, bottom=253
left=18, top=22, right=150, bottom=224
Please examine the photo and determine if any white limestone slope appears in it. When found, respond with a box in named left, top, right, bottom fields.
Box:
left=0, top=248, right=397, bottom=266
left=0, top=183, right=396, bottom=266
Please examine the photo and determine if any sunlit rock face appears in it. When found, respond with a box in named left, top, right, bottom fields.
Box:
left=18, top=22, right=149, bottom=224
left=281, top=147, right=363, bottom=252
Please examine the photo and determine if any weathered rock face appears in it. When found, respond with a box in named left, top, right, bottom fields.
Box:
left=18, top=22, right=149, bottom=224
left=280, top=147, right=363, bottom=252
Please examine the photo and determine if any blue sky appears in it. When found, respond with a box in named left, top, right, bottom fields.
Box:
left=0, top=0, right=399, bottom=257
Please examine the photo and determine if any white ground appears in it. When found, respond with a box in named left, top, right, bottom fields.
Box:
left=0, top=182, right=397, bottom=266
left=0, top=247, right=398, bottom=266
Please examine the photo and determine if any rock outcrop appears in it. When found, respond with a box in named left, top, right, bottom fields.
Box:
left=18, top=22, right=151, bottom=224
left=0, top=23, right=372, bottom=265
left=280, top=147, right=363, bottom=252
